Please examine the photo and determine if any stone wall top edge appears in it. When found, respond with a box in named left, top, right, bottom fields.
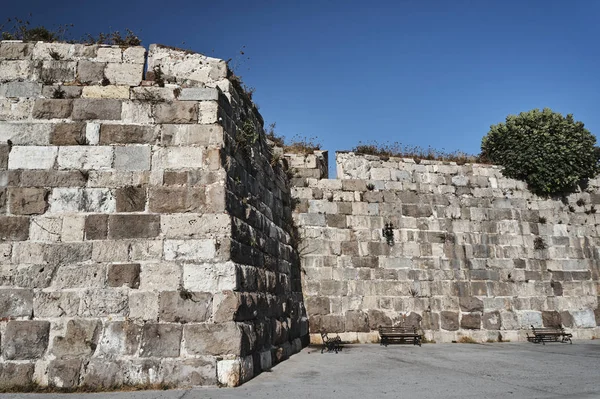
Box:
left=335, top=150, right=502, bottom=168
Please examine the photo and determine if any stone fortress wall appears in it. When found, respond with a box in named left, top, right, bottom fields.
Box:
left=292, top=151, right=600, bottom=343
left=0, top=40, right=307, bottom=388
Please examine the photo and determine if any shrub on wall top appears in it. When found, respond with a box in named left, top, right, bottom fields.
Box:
left=481, top=108, right=600, bottom=196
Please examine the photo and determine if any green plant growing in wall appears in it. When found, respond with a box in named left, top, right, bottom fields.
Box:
left=236, top=119, right=259, bottom=154
left=481, top=108, right=600, bottom=196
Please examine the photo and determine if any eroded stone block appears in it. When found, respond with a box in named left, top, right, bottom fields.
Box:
left=8, top=188, right=48, bottom=215
left=183, top=322, right=242, bottom=356
left=3, top=320, right=50, bottom=359
left=0, top=288, right=32, bottom=317
left=107, top=263, right=141, bottom=288
left=51, top=319, right=101, bottom=359
left=159, top=291, right=212, bottom=323
left=32, top=99, right=73, bottom=119
left=139, top=323, right=182, bottom=357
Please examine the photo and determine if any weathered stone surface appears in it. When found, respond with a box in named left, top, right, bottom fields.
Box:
left=104, top=63, right=143, bottom=86
left=0, top=81, right=42, bottom=98
left=459, top=296, right=484, bottom=313
left=183, top=322, right=242, bottom=356
left=129, top=291, right=159, bottom=321
left=0, top=42, right=33, bottom=60
left=32, top=99, right=73, bottom=119
left=72, top=99, right=122, bottom=120
left=159, top=290, right=212, bottom=323
left=542, top=311, right=562, bottom=327
left=8, top=188, right=48, bottom=215
left=305, top=296, right=330, bottom=316
left=154, top=101, right=198, bottom=123
left=108, top=215, right=160, bottom=239
left=85, top=214, right=108, bottom=240
left=177, top=87, right=219, bottom=101
left=160, top=358, right=218, bottom=387
left=482, top=311, right=501, bottom=330
left=40, top=60, right=77, bottom=83
left=81, top=85, right=130, bottom=99
left=3, top=320, right=50, bottom=359
left=0, top=362, right=35, bottom=387
left=140, top=323, right=182, bottom=357
left=108, top=263, right=141, bottom=288
left=51, top=319, right=101, bottom=359
left=79, top=288, right=128, bottom=317
left=115, top=186, right=146, bottom=212
left=50, top=122, right=87, bottom=145
left=34, top=291, right=80, bottom=317
left=114, top=146, right=151, bottom=170
left=571, top=309, right=596, bottom=328
left=0, top=143, right=8, bottom=169
left=0, top=288, right=32, bottom=317
left=52, top=264, right=106, bottom=289
left=99, top=124, right=158, bottom=144
left=48, top=359, right=83, bottom=388
left=148, top=187, right=206, bottom=213
left=57, top=146, right=113, bottom=170
left=77, top=60, right=106, bottom=84
left=96, top=321, right=141, bottom=357
left=460, top=313, right=481, bottom=330
left=152, top=147, right=205, bottom=169
left=440, top=311, right=459, bottom=331
left=0, top=216, right=30, bottom=240
left=517, top=311, right=543, bottom=328
left=164, top=239, right=216, bottom=261
left=345, top=310, right=369, bottom=332
left=8, top=146, right=58, bottom=169
left=161, top=124, right=224, bottom=146
left=81, top=359, right=125, bottom=388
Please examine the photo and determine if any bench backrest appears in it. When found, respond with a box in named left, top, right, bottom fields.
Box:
left=531, top=325, right=565, bottom=333
left=379, top=326, right=419, bottom=333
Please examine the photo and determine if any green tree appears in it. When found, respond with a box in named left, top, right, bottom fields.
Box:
left=481, top=108, right=599, bottom=195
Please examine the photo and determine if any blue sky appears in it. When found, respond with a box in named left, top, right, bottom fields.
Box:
left=3, top=0, right=599, bottom=175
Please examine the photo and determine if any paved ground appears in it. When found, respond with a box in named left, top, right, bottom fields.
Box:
left=4, top=341, right=600, bottom=399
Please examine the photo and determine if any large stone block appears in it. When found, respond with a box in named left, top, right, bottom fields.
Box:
left=79, top=288, right=128, bottom=317
left=104, top=63, right=143, bottom=86
left=159, top=290, right=212, bottom=323
left=3, top=320, right=50, bottom=359
left=72, top=99, right=122, bottom=120
left=139, top=323, right=182, bottom=357
left=107, top=263, right=141, bottom=288
left=50, top=122, right=87, bottom=145
left=459, top=296, right=484, bottom=313
left=305, top=296, right=330, bottom=316
left=183, top=322, right=242, bottom=356
left=81, top=85, right=130, bottom=99
left=0, top=362, right=35, bottom=387
left=77, top=60, right=106, bottom=84
left=34, top=291, right=80, bottom=317
left=182, top=262, right=237, bottom=292
left=8, top=187, right=48, bottom=215
left=0, top=288, right=32, bottom=317
left=440, top=311, right=459, bottom=331
left=160, top=124, right=224, bottom=146
left=542, top=311, right=562, bottom=327
left=99, top=124, right=158, bottom=144
left=84, top=214, right=108, bottom=240
left=0, top=42, right=33, bottom=59
left=460, top=313, right=481, bottom=330
left=8, top=146, right=58, bottom=169
left=114, top=146, right=151, bottom=170
left=52, top=263, right=106, bottom=289
left=570, top=309, right=596, bottom=328
left=160, top=213, right=230, bottom=238
left=129, top=291, right=159, bottom=321
left=160, top=358, right=217, bottom=387
left=154, top=101, right=198, bottom=123
left=0, top=81, right=42, bottom=98
left=96, top=321, right=141, bottom=357
left=482, top=311, right=501, bottom=330
left=164, top=239, right=216, bottom=261
left=51, top=319, right=101, bottom=359
left=151, top=147, right=205, bottom=169
left=81, top=359, right=125, bottom=389
left=517, top=311, right=543, bottom=328
left=108, top=214, right=160, bottom=239
left=57, top=146, right=113, bottom=170
left=115, top=186, right=146, bottom=212
left=48, top=359, right=83, bottom=388
left=32, top=99, right=73, bottom=119
left=0, top=216, right=30, bottom=240
left=345, top=310, right=369, bottom=332
left=139, top=263, right=181, bottom=291
left=40, top=60, right=77, bottom=83
left=0, top=143, right=8, bottom=169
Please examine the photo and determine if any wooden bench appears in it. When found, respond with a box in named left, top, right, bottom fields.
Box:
left=320, top=331, right=344, bottom=353
left=527, top=325, right=572, bottom=345
left=379, top=325, right=422, bottom=347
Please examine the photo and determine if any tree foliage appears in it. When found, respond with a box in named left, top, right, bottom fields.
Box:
left=481, top=108, right=599, bottom=195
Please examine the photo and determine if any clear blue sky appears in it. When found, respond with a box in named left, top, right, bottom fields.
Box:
left=3, top=0, right=599, bottom=175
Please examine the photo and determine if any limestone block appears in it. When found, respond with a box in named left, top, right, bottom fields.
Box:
left=160, top=123, right=224, bottom=146
left=114, top=146, right=151, bottom=170
left=3, top=320, right=50, bottom=360
left=90, top=241, right=129, bottom=263
left=31, top=98, right=72, bottom=119
left=96, top=47, right=122, bottom=62
left=183, top=262, right=238, bottom=292
left=81, top=85, right=130, bottom=99
left=85, top=122, right=100, bottom=144
left=0, top=362, right=35, bottom=387
left=152, top=147, right=204, bottom=169
left=460, top=313, right=481, bottom=330
left=61, top=215, right=85, bottom=242
left=81, top=359, right=124, bottom=388
left=48, top=359, right=82, bottom=388
left=159, top=291, right=212, bottom=323
left=440, top=311, right=459, bottom=331
left=122, top=46, right=146, bottom=64
left=96, top=321, right=141, bottom=357
left=344, top=310, right=369, bottom=332
left=0, top=81, right=42, bottom=98
left=0, top=42, right=33, bottom=59
left=121, top=101, right=153, bottom=123
left=52, top=264, right=106, bottom=289
left=30, top=216, right=62, bottom=241
left=129, top=291, right=159, bottom=321
left=154, top=101, right=198, bottom=123
left=104, top=63, right=143, bottom=86
left=148, top=44, right=227, bottom=83
left=164, top=239, right=216, bottom=261
left=51, top=319, right=101, bottom=359
left=8, top=187, right=48, bottom=215
left=49, top=188, right=115, bottom=213
left=77, top=60, right=106, bottom=84
left=57, top=146, right=113, bottom=170
left=107, top=263, right=141, bottom=288
left=183, top=322, right=242, bottom=356
left=100, top=124, right=158, bottom=144
left=0, top=288, right=32, bottom=317
left=570, top=309, right=596, bottom=328
left=115, top=186, right=146, bottom=212
left=139, top=323, right=182, bottom=357
left=41, top=84, right=83, bottom=99
left=108, top=214, right=160, bottom=239
left=139, top=263, right=181, bottom=291
left=34, top=291, right=80, bottom=317
left=160, top=213, right=230, bottom=238
left=50, top=122, right=87, bottom=145
left=0, top=60, right=35, bottom=81
left=517, top=311, right=542, bottom=328
left=160, top=357, right=217, bottom=387
left=8, top=146, right=58, bottom=169
left=85, top=214, right=108, bottom=239
left=131, top=86, right=176, bottom=101
left=178, top=87, right=219, bottom=101
left=459, top=296, right=484, bottom=313
left=72, top=98, right=122, bottom=120
left=79, top=288, right=128, bottom=317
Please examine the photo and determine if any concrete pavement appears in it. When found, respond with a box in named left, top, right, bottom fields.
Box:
left=3, top=341, right=600, bottom=399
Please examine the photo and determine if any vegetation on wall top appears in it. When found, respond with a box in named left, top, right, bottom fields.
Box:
left=481, top=108, right=599, bottom=196
left=351, top=141, right=481, bottom=165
